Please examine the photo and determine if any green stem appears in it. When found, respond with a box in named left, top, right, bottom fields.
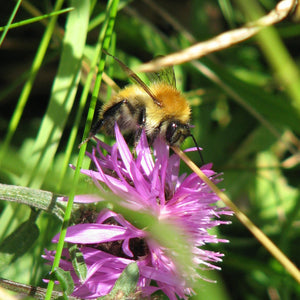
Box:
left=45, top=0, right=120, bottom=298
left=0, top=183, right=66, bottom=221
left=0, top=0, right=22, bottom=46
left=0, top=8, right=73, bottom=32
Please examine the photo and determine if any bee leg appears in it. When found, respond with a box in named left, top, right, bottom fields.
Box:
left=79, top=101, right=127, bottom=148
left=147, top=129, right=160, bottom=146
left=134, top=106, right=146, bottom=146
left=102, top=100, right=127, bottom=120
left=89, top=118, right=105, bottom=138
left=78, top=118, right=104, bottom=148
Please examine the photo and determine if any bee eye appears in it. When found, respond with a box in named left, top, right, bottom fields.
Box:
left=166, top=122, right=179, bottom=144
left=166, top=121, right=191, bottom=145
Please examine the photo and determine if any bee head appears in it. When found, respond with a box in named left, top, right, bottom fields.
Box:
left=165, top=120, right=191, bottom=146
left=165, top=120, right=204, bottom=165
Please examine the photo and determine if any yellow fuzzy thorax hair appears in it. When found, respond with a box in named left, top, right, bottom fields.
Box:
left=106, top=83, right=191, bottom=124
left=149, top=82, right=191, bottom=122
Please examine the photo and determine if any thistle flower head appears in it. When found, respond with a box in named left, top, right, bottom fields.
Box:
left=44, top=124, right=232, bottom=299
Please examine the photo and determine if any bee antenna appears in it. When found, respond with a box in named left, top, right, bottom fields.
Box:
left=78, top=133, right=93, bottom=149
left=190, top=134, right=204, bottom=165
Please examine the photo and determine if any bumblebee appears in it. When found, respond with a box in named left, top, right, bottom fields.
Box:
left=81, top=52, right=200, bottom=155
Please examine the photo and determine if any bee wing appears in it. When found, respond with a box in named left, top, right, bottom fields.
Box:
left=104, top=51, right=162, bottom=107
left=147, top=56, right=176, bottom=88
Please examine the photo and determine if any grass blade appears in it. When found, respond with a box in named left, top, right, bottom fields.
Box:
left=0, top=0, right=65, bottom=167
left=45, top=0, right=120, bottom=298
left=0, top=0, right=22, bottom=46
left=19, top=0, right=89, bottom=189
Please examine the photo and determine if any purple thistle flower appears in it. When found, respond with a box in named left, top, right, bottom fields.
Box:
left=44, top=124, right=232, bottom=299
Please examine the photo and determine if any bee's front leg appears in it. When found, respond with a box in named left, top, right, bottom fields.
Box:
left=134, top=106, right=146, bottom=147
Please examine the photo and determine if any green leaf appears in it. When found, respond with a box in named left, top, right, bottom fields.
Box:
left=0, top=210, right=39, bottom=269
left=202, top=59, right=300, bottom=134
left=108, top=262, right=139, bottom=298
left=254, top=151, right=298, bottom=221
left=69, top=245, right=87, bottom=282
left=51, top=267, right=74, bottom=296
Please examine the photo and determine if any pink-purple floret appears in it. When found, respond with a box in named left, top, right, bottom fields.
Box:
left=43, top=124, right=232, bottom=299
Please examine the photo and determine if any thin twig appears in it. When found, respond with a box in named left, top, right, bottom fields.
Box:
left=173, top=146, right=300, bottom=284
left=138, top=0, right=298, bottom=72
